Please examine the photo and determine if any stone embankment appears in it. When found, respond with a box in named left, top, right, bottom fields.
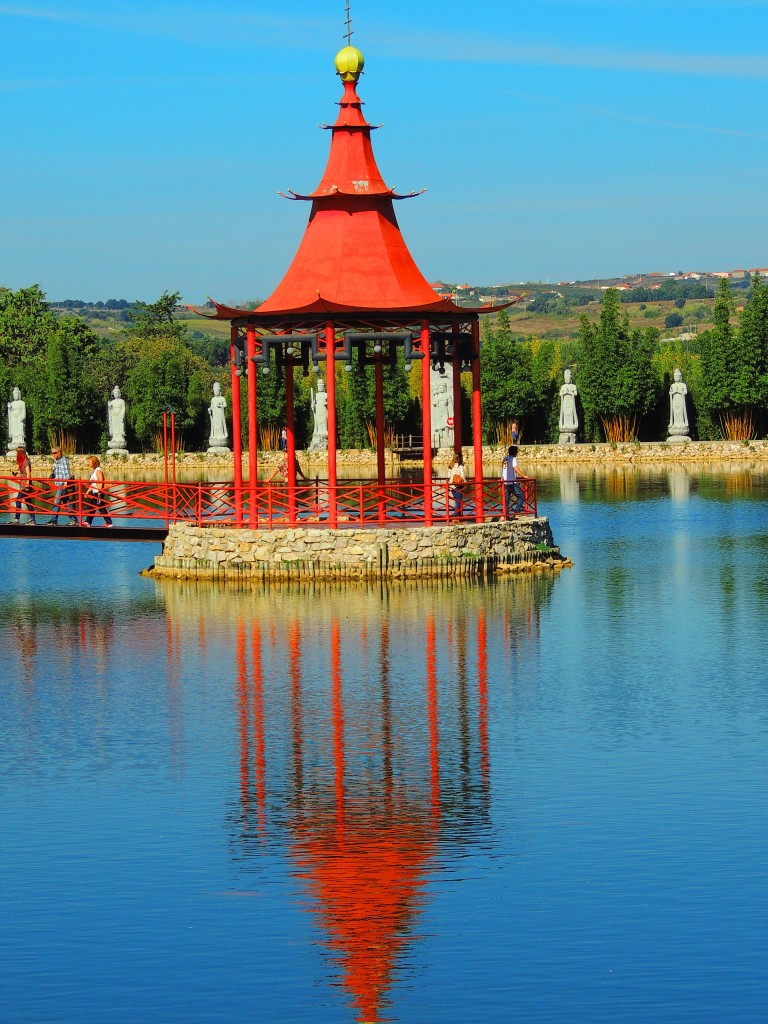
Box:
left=17, top=439, right=768, bottom=476
left=148, top=518, right=569, bottom=583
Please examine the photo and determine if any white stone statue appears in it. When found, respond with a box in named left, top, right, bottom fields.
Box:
left=106, top=385, right=128, bottom=454
left=430, top=367, right=453, bottom=448
left=7, top=387, right=26, bottom=453
left=559, top=368, right=579, bottom=444
left=207, top=382, right=230, bottom=453
left=667, top=368, right=690, bottom=443
left=308, top=377, right=329, bottom=451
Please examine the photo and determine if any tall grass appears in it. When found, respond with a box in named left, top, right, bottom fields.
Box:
left=600, top=415, right=638, bottom=443
left=720, top=410, right=756, bottom=440
left=494, top=420, right=522, bottom=446
left=258, top=424, right=281, bottom=451
left=365, top=421, right=395, bottom=448
left=153, top=430, right=185, bottom=454
left=49, top=430, right=79, bottom=454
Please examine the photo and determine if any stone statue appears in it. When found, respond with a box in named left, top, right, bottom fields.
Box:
left=308, top=377, right=329, bottom=451
left=667, top=368, right=690, bottom=443
left=559, top=368, right=579, bottom=444
left=7, top=387, right=26, bottom=453
left=207, top=382, right=230, bottom=453
left=106, top=385, right=128, bottom=455
left=430, top=367, right=453, bottom=448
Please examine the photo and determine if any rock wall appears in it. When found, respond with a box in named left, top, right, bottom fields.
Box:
left=17, top=440, right=768, bottom=477
left=150, top=518, right=567, bottom=582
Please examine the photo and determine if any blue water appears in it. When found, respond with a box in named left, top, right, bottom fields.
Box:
left=1, top=466, right=767, bottom=1024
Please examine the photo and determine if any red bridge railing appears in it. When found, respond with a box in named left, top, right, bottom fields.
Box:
left=0, top=475, right=537, bottom=529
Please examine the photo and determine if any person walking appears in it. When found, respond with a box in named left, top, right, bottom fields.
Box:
left=280, top=426, right=288, bottom=452
left=11, top=446, right=36, bottom=525
left=448, top=450, right=466, bottom=517
left=501, top=445, right=524, bottom=517
left=84, top=456, right=112, bottom=527
left=47, top=445, right=77, bottom=525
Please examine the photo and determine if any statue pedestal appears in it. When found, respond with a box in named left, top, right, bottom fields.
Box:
left=666, top=433, right=690, bottom=444
left=106, top=448, right=129, bottom=457
left=206, top=446, right=230, bottom=455
left=559, top=432, right=577, bottom=444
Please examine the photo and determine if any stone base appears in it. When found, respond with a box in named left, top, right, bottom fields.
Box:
left=559, top=433, right=577, bottom=444
left=105, top=448, right=129, bottom=457
left=148, top=518, right=569, bottom=583
left=206, top=446, right=231, bottom=455
left=666, top=434, right=690, bottom=444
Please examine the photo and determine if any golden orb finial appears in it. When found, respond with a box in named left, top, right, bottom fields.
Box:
left=335, top=45, right=364, bottom=82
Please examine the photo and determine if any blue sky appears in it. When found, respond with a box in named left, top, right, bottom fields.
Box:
left=2, top=0, right=767, bottom=303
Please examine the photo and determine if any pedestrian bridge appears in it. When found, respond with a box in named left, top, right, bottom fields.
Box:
left=1, top=473, right=537, bottom=536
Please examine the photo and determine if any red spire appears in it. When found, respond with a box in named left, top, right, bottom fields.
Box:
left=199, top=50, right=523, bottom=323
left=256, top=57, right=451, bottom=316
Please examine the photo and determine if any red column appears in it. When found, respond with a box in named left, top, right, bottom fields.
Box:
left=286, top=360, right=297, bottom=525
left=374, top=356, right=386, bottom=521
left=420, top=320, right=433, bottom=526
left=471, top=318, right=484, bottom=522
left=246, top=325, right=258, bottom=526
left=325, top=321, right=338, bottom=529
left=451, top=324, right=463, bottom=455
left=230, top=326, right=243, bottom=526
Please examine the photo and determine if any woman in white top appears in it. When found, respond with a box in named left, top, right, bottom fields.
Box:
left=448, top=450, right=466, bottom=517
left=84, top=456, right=112, bottom=527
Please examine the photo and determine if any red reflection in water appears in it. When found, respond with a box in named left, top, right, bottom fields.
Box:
left=228, top=600, right=501, bottom=1024
left=477, top=610, right=490, bottom=784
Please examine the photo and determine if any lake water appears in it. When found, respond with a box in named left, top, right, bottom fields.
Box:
left=2, top=465, right=767, bottom=1023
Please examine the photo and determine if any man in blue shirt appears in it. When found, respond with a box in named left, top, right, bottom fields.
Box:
left=47, top=446, right=77, bottom=525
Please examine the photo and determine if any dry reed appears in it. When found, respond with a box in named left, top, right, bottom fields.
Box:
left=153, top=430, right=185, bottom=454
left=600, top=415, right=638, bottom=443
left=720, top=410, right=756, bottom=440
left=49, top=430, right=79, bottom=454
left=494, top=420, right=523, bottom=446
left=365, top=421, right=395, bottom=448
left=258, top=424, right=281, bottom=450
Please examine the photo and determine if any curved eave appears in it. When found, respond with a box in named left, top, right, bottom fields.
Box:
left=279, top=187, right=425, bottom=201
left=192, top=293, right=524, bottom=322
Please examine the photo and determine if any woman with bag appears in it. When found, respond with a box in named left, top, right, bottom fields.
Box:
left=12, top=445, right=37, bottom=525
left=84, top=456, right=112, bottom=527
left=448, top=450, right=466, bottom=517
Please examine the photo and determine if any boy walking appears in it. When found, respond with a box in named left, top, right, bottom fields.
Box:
left=501, top=445, right=525, bottom=517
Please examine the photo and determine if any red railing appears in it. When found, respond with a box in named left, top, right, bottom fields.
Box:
left=0, top=475, right=537, bottom=529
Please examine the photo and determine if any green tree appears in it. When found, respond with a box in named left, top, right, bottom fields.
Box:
left=0, top=284, right=58, bottom=366
left=126, top=291, right=186, bottom=342
left=480, top=333, right=537, bottom=441
left=735, top=275, right=768, bottom=410
left=124, top=338, right=212, bottom=450
left=577, top=288, right=658, bottom=441
left=699, top=278, right=738, bottom=433
left=38, top=318, right=102, bottom=450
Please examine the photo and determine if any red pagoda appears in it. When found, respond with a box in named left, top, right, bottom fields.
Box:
left=203, top=42, right=519, bottom=528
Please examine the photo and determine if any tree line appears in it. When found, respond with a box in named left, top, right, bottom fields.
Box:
left=0, top=285, right=416, bottom=453
left=3, top=280, right=766, bottom=454
left=481, top=278, right=768, bottom=443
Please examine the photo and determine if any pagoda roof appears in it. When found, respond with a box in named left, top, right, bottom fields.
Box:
left=204, top=50, right=521, bottom=325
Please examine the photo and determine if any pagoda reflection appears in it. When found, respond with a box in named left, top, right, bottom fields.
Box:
left=192, top=578, right=556, bottom=1023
